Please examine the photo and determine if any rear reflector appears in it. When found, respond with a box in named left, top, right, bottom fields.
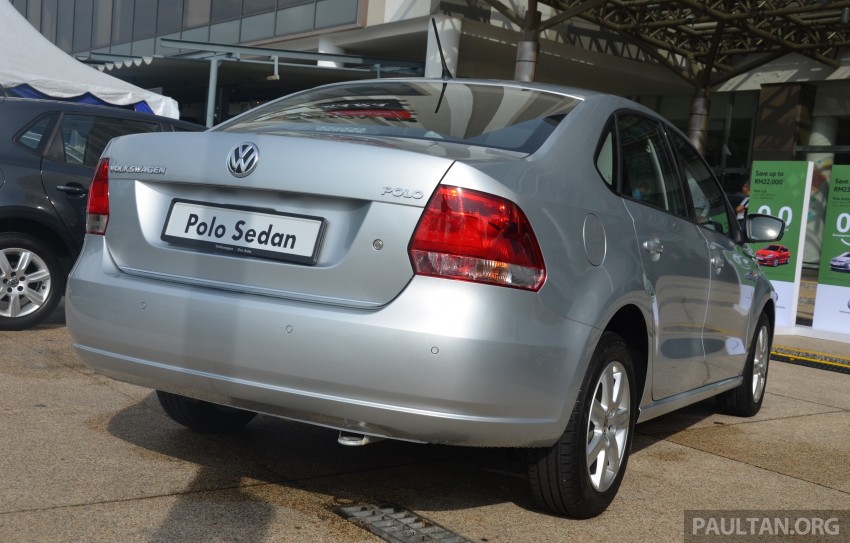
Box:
left=86, top=158, right=109, bottom=235
left=409, top=186, right=545, bottom=291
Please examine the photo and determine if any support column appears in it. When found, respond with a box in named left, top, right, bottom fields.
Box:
left=317, top=36, right=343, bottom=68
left=514, top=1, right=540, bottom=82
left=687, top=89, right=710, bottom=155
left=425, top=15, right=461, bottom=78
left=751, top=83, right=816, bottom=161
left=205, top=58, right=220, bottom=128
left=804, top=115, right=838, bottom=264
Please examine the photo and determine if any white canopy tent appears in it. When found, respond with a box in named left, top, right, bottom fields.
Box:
left=0, top=0, right=179, bottom=118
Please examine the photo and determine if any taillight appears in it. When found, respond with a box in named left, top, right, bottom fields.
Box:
left=86, top=158, right=109, bottom=235
left=409, top=186, right=546, bottom=291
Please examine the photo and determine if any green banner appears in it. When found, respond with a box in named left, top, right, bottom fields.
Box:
left=818, top=165, right=850, bottom=287
left=748, top=161, right=810, bottom=283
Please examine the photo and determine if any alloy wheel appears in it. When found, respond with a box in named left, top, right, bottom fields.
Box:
left=586, top=360, right=631, bottom=492
left=0, top=247, right=52, bottom=319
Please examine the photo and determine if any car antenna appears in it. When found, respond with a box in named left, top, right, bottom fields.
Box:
left=431, top=18, right=453, bottom=114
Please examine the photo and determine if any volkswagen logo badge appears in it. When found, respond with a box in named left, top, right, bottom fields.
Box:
left=227, top=142, right=259, bottom=178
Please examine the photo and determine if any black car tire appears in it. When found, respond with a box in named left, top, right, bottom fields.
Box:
left=717, top=312, right=772, bottom=417
left=157, top=390, right=257, bottom=432
left=0, top=233, right=64, bottom=331
left=527, top=331, right=635, bottom=518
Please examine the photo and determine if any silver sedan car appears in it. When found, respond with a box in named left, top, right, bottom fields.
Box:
left=66, top=78, right=785, bottom=518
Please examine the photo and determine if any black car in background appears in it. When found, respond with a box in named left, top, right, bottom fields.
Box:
left=0, top=97, right=202, bottom=329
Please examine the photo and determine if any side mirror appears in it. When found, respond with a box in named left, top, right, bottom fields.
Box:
left=746, top=213, right=785, bottom=243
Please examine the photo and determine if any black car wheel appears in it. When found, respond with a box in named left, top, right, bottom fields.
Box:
left=0, top=233, right=64, bottom=330
left=527, top=332, right=635, bottom=518
left=157, top=391, right=257, bottom=432
left=717, top=312, right=771, bottom=417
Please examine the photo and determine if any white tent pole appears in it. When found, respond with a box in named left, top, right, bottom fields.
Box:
left=205, top=58, right=220, bottom=128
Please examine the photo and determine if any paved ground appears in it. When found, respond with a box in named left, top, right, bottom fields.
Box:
left=1, top=304, right=848, bottom=542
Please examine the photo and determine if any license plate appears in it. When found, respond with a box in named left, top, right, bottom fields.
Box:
left=161, top=199, right=325, bottom=265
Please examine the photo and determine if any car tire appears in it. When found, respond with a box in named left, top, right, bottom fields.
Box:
left=772, top=258, right=778, bottom=267
left=0, top=233, right=64, bottom=331
left=527, top=331, right=635, bottom=518
left=716, top=312, right=771, bottom=417
left=157, top=391, right=257, bottom=432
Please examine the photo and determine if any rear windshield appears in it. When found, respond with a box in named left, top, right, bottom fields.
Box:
left=217, top=81, right=581, bottom=153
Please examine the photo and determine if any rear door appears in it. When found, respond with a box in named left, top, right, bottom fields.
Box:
left=615, top=114, right=713, bottom=400
left=40, top=112, right=160, bottom=251
left=669, top=131, right=754, bottom=382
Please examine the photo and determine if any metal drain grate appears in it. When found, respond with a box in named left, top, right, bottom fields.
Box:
left=336, top=503, right=474, bottom=543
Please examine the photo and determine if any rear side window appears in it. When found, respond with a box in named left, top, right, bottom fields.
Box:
left=49, top=114, right=159, bottom=167
left=219, top=81, right=581, bottom=154
left=617, top=114, right=688, bottom=218
left=595, top=127, right=616, bottom=187
left=15, top=114, right=57, bottom=152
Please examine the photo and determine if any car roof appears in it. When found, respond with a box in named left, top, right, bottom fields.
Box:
left=0, top=95, right=200, bottom=128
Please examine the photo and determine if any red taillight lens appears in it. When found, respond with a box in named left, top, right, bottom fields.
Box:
left=409, top=186, right=546, bottom=291
left=86, top=158, right=109, bottom=235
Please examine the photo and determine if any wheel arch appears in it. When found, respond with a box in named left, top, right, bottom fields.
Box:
left=0, top=215, right=76, bottom=275
left=602, top=304, right=648, bottom=405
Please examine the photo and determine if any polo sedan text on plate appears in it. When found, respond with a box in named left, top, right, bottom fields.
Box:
left=161, top=199, right=325, bottom=265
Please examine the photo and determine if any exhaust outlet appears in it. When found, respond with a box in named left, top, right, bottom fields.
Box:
left=338, top=431, right=384, bottom=446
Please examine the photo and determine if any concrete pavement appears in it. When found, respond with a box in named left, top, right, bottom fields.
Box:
left=0, top=305, right=848, bottom=542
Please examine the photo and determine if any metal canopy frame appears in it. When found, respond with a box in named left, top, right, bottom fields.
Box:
left=146, top=38, right=425, bottom=127
left=480, top=0, right=850, bottom=88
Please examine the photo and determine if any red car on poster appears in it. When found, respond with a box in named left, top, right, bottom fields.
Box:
left=756, top=244, right=791, bottom=267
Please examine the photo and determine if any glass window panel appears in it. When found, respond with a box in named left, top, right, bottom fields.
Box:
left=278, top=0, right=311, bottom=6
left=315, top=0, right=357, bottom=29
left=157, top=0, right=183, bottom=35
left=112, top=0, right=134, bottom=44
left=184, top=0, right=210, bottom=27
left=41, top=0, right=57, bottom=42
left=131, top=37, right=155, bottom=55
left=93, top=0, right=112, bottom=47
left=244, top=0, right=274, bottom=14
left=73, top=0, right=94, bottom=51
left=13, top=0, right=26, bottom=14
left=15, top=114, right=56, bottom=153
left=618, top=115, right=687, bottom=218
left=219, top=81, right=578, bottom=154
left=26, top=0, right=42, bottom=30
left=59, top=115, right=159, bottom=167
left=210, top=20, right=240, bottom=43
left=276, top=3, right=313, bottom=36
left=595, top=127, right=616, bottom=187
left=181, top=25, right=209, bottom=42
left=671, top=132, right=735, bottom=236
left=211, top=0, right=241, bottom=22
left=110, top=41, right=132, bottom=54
left=133, top=0, right=156, bottom=39
left=240, top=12, right=274, bottom=41
left=56, top=0, right=74, bottom=52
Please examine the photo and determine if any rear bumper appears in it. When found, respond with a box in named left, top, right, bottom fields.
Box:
left=66, top=237, right=596, bottom=447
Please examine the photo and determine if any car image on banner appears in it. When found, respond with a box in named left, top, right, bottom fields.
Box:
left=755, top=244, right=791, bottom=267
left=65, top=78, right=787, bottom=519
left=830, top=251, right=850, bottom=273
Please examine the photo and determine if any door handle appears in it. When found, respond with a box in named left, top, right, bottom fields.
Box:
left=56, top=184, right=88, bottom=196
